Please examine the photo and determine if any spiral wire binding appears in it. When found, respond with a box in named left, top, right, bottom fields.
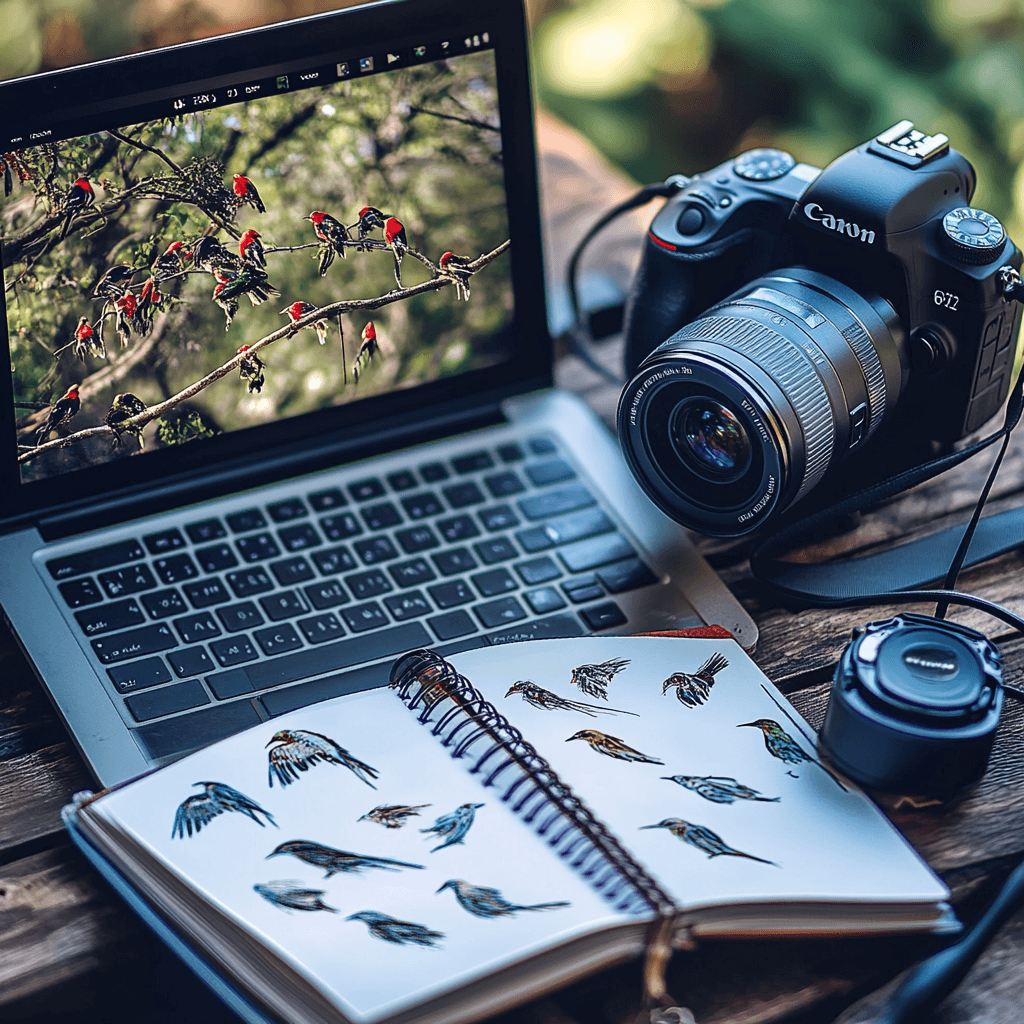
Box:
left=389, top=649, right=677, bottom=917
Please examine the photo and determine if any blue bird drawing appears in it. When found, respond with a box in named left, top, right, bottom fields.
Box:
left=267, top=839, right=424, bottom=877
left=171, top=781, right=277, bottom=839
left=266, top=729, right=379, bottom=789
left=420, top=802, right=484, bottom=852
left=662, top=774, right=780, bottom=805
left=661, top=652, right=729, bottom=707
left=640, top=818, right=778, bottom=866
left=254, top=880, right=336, bottom=913
left=346, top=910, right=444, bottom=947
left=436, top=879, right=571, bottom=918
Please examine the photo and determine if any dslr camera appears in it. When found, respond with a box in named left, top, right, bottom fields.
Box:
left=617, top=121, right=1023, bottom=536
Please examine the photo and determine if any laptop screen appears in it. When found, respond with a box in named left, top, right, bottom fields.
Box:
left=0, top=0, right=545, bottom=528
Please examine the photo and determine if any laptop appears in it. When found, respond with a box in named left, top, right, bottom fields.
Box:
left=0, top=0, right=756, bottom=788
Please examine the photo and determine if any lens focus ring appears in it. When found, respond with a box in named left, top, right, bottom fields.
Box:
left=673, top=315, right=835, bottom=500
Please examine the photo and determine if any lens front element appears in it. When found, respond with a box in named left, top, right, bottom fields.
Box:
left=674, top=398, right=752, bottom=480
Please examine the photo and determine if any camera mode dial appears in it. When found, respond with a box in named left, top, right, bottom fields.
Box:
left=941, top=207, right=1006, bottom=264
left=733, top=149, right=795, bottom=181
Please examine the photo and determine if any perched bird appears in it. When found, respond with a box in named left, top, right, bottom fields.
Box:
left=356, top=205, right=387, bottom=249
left=566, top=729, right=663, bottom=765
left=358, top=803, right=431, bottom=829
left=346, top=910, right=444, bottom=947
left=72, top=316, right=104, bottom=360
left=0, top=152, right=28, bottom=197
left=190, top=235, right=240, bottom=275
left=212, top=281, right=239, bottom=331
left=104, top=392, right=147, bottom=450
left=439, top=251, right=472, bottom=301
left=36, top=383, right=81, bottom=443
left=662, top=774, right=779, bottom=805
left=114, top=292, right=137, bottom=346
left=661, top=652, right=729, bottom=708
left=171, top=781, right=277, bottom=839
left=353, top=320, right=378, bottom=383
left=305, top=211, right=350, bottom=274
left=58, top=176, right=95, bottom=240
left=153, top=239, right=185, bottom=280
left=504, top=681, right=637, bottom=718
left=640, top=818, right=777, bottom=866
left=737, top=719, right=845, bottom=789
left=233, top=173, right=266, bottom=213
left=266, top=728, right=379, bottom=788
left=420, top=802, right=484, bottom=852
left=570, top=658, right=630, bottom=700
left=383, top=216, right=407, bottom=287
left=267, top=839, right=424, bottom=877
left=281, top=300, right=331, bottom=346
left=254, top=880, right=336, bottom=914
left=135, top=278, right=162, bottom=331
left=92, top=264, right=137, bottom=301
left=436, top=879, right=571, bottom=918
left=238, top=228, right=266, bottom=267
left=236, top=344, right=265, bottom=394
left=213, top=266, right=278, bottom=329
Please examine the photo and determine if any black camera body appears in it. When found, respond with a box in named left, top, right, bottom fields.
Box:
left=618, top=122, right=1023, bottom=536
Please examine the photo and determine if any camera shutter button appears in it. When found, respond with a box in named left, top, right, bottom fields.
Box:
left=676, top=205, right=706, bottom=235
left=941, top=207, right=1005, bottom=264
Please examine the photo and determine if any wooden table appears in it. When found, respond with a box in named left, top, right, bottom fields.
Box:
left=3, top=112, right=1023, bottom=1024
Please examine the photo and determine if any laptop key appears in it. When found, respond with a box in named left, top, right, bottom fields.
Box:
left=387, top=470, right=417, bottom=491
left=433, top=548, right=477, bottom=575
left=206, top=669, right=254, bottom=700
left=517, top=508, right=615, bottom=552
left=497, top=442, right=525, bottom=462
left=453, top=451, right=493, bottom=473
left=259, top=590, right=308, bottom=622
left=472, top=568, right=518, bottom=597
left=559, top=533, right=636, bottom=573
left=484, top=471, right=525, bottom=498
left=173, top=612, right=221, bottom=644
left=236, top=534, right=280, bottom=563
left=308, top=487, right=347, bottom=512
left=429, top=580, right=474, bottom=608
left=580, top=601, right=628, bottom=631
left=515, top=557, right=562, bottom=586
left=597, top=557, right=659, bottom=594
left=341, top=602, right=389, bottom=633
left=320, top=512, right=362, bottom=540
left=310, top=546, right=356, bottom=576
left=154, top=553, right=199, bottom=585
left=303, top=578, right=349, bottom=610
left=75, top=599, right=145, bottom=637
left=254, top=623, right=303, bottom=657
left=474, top=538, right=517, bottom=564
left=436, top=515, right=479, bottom=542
left=135, top=700, right=260, bottom=759
left=58, top=577, right=103, bottom=608
left=168, top=646, right=215, bottom=678
left=257, top=659, right=397, bottom=717
left=272, top=555, right=316, bottom=586
left=419, top=462, right=449, bottom=482
left=268, top=498, right=308, bottom=522
left=141, top=588, right=188, bottom=618
left=48, top=539, right=145, bottom=580
left=91, top=622, right=176, bottom=664
left=346, top=569, right=393, bottom=600
left=126, top=680, right=210, bottom=723
left=402, top=492, right=444, bottom=519
left=518, top=484, right=596, bottom=521
left=226, top=508, right=266, bottom=533
left=354, top=537, right=399, bottom=565
left=525, top=459, right=576, bottom=486
left=362, top=502, right=402, bottom=530
left=195, top=543, right=239, bottom=573
left=185, top=518, right=226, bottom=543
left=389, top=558, right=435, bottom=588
left=98, top=564, right=157, bottom=599
left=529, top=438, right=557, bottom=455
left=474, top=596, right=527, bottom=629
left=217, top=602, right=264, bottom=632
left=524, top=586, right=567, bottom=614
left=107, top=656, right=172, bottom=693
left=384, top=591, right=432, bottom=621
left=444, top=482, right=485, bottom=508
left=479, top=505, right=519, bottom=532
left=143, top=529, right=186, bottom=555
left=297, top=612, right=345, bottom=644
left=226, top=567, right=274, bottom=598
left=210, top=635, right=259, bottom=667
left=488, top=612, right=585, bottom=644
left=349, top=478, right=385, bottom=502
left=183, top=577, right=230, bottom=609
left=278, top=524, right=321, bottom=552
left=396, top=525, right=439, bottom=554
left=428, top=610, right=478, bottom=641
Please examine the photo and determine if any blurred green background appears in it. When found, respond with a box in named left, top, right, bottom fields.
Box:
left=2, top=0, right=1024, bottom=243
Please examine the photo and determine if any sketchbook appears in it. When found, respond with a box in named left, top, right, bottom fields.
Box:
left=64, top=635, right=956, bottom=1024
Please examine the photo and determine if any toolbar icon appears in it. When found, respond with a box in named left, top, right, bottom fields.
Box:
left=413, top=45, right=426, bottom=58
left=276, top=75, right=289, bottom=91
left=359, top=56, right=374, bottom=72
left=482, top=32, right=489, bottom=43
left=387, top=52, right=400, bottom=64
left=337, top=62, right=350, bottom=77
left=441, top=40, right=450, bottom=51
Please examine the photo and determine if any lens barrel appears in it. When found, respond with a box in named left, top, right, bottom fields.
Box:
left=617, top=268, right=907, bottom=536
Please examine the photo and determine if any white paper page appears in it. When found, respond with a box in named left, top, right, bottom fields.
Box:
left=92, top=688, right=633, bottom=1024
left=449, top=637, right=948, bottom=911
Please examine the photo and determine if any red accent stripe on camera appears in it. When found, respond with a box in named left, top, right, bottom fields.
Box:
left=648, top=232, right=678, bottom=251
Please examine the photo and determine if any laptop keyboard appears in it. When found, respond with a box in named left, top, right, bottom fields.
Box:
left=45, top=435, right=661, bottom=761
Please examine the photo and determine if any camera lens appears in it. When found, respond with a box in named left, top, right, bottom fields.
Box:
left=617, top=268, right=908, bottom=536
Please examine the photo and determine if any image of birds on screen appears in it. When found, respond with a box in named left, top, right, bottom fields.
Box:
left=570, top=657, right=631, bottom=700
left=266, top=839, right=425, bottom=878
left=640, top=819, right=778, bottom=866
left=265, top=728, right=379, bottom=789
left=346, top=910, right=444, bottom=947
left=566, top=729, right=664, bottom=765
left=254, top=880, right=337, bottom=914
left=420, top=802, right=484, bottom=852
left=358, top=803, right=432, bottom=829
left=436, top=879, right=571, bottom=918
left=661, top=652, right=729, bottom=708
left=737, top=718, right=846, bottom=790
left=171, top=781, right=277, bottom=839
left=504, top=680, right=638, bottom=718
left=662, top=775, right=780, bottom=805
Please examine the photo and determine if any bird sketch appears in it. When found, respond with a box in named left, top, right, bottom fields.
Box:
left=662, top=775, right=780, bottom=805
left=346, top=911, right=444, bottom=947
left=504, top=680, right=637, bottom=717
left=737, top=719, right=846, bottom=790
left=266, top=729, right=379, bottom=789
left=267, top=839, right=424, bottom=877
left=358, top=803, right=431, bottom=829
left=570, top=657, right=630, bottom=700
left=566, top=729, right=664, bottom=765
left=171, top=781, right=277, bottom=839
left=420, top=803, right=484, bottom=852
left=436, top=879, right=571, bottom=918
left=254, top=880, right=336, bottom=913
left=661, top=652, right=729, bottom=707
left=640, top=818, right=778, bottom=866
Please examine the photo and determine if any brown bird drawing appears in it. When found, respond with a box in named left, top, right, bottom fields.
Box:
left=566, top=729, right=663, bottom=764
left=358, top=803, right=431, bottom=829
left=570, top=657, right=630, bottom=700
left=266, top=729, right=379, bottom=789
left=662, top=652, right=729, bottom=707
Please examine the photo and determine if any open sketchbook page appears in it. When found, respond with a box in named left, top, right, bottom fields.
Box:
left=88, top=688, right=633, bottom=1024
left=449, top=637, right=949, bottom=918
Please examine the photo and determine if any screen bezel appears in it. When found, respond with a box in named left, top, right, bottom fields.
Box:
left=0, top=0, right=550, bottom=533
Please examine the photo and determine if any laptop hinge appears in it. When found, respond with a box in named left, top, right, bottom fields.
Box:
left=37, top=400, right=507, bottom=541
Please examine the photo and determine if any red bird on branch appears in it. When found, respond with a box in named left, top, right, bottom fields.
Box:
left=36, top=384, right=81, bottom=443
left=154, top=240, right=185, bottom=281
left=114, top=293, right=137, bottom=346
left=135, top=279, right=162, bottom=331
left=233, top=174, right=266, bottom=214
left=93, top=264, right=137, bottom=301
left=383, top=217, right=407, bottom=288
left=239, top=229, right=266, bottom=267
left=237, top=345, right=266, bottom=394
left=72, top=316, right=104, bottom=360
left=439, top=252, right=472, bottom=301
left=281, top=300, right=331, bottom=346
left=353, top=321, right=380, bottom=384
left=305, top=211, right=350, bottom=275
left=356, top=206, right=387, bottom=249
left=58, top=177, right=95, bottom=241
left=213, top=266, right=279, bottom=330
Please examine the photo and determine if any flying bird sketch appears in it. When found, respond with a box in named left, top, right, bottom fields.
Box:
left=346, top=910, right=444, bottom=947
left=420, top=803, right=484, bottom=852
left=661, top=652, right=729, bottom=707
left=171, top=781, right=277, bottom=839
left=566, top=729, right=664, bottom=765
left=640, top=818, right=777, bottom=866
left=570, top=657, right=630, bottom=700
left=504, top=680, right=637, bottom=717
left=661, top=775, right=780, bottom=805
left=267, top=839, right=424, bottom=877
left=436, top=879, right=571, bottom=918
left=254, top=880, right=337, bottom=913
left=266, top=729, right=379, bottom=789
left=358, top=803, right=431, bottom=829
